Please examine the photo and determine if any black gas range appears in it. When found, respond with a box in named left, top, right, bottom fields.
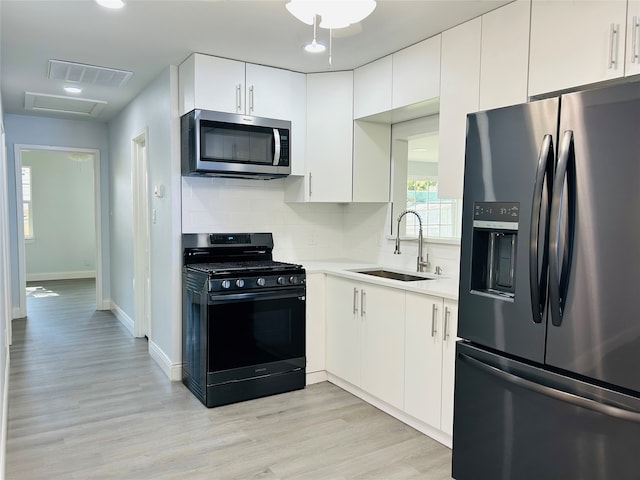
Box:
left=182, top=233, right=306, bottom=407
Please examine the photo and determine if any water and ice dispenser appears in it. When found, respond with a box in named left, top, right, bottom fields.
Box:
left=470, top=202, right=520, bottom=299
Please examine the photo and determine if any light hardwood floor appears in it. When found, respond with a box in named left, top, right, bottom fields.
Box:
left=7, top=279, right=453, bottom=479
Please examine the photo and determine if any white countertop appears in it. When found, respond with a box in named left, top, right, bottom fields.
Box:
left=300, top=259, right=459, bottom=301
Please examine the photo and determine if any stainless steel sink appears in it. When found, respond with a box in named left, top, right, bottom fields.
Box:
left=355, top=269, right=435, bottom=282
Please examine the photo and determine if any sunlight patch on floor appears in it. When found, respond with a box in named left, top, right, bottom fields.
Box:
left=26, top=285, right=60, bottom=298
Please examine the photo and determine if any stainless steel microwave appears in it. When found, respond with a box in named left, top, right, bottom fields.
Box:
left=181, top=109, right=291, bottom=179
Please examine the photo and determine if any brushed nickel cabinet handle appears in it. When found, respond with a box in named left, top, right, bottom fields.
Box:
left=633, top=16, right=640, bottom=63
left=608, top=23, right=619, bottom=69
left=249, top=85, right=255, bottom=113
left=361, top=290, right=366, bottom=317
left=431, top=304, right=438, bottom=337
left=236, top=84, right=242, bottom=112
left=444, top=306, right=451, bottom=341
left=353, top=288, right=358, bottom=315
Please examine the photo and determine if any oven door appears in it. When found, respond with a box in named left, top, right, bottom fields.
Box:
left=206, top=286, right=306, bottom=386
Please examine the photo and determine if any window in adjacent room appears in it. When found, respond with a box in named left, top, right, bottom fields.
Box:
left=22, top=166, right=33, bottom=239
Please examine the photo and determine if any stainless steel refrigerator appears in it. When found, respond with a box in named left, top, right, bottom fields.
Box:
left=453, top=81, right=640, bottom=479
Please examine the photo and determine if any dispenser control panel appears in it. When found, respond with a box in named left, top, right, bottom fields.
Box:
left=473, top=202, right=520, bottom=230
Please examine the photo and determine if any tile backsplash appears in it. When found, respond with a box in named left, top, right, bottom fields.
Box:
left=182, top=177, right=460, bottom=277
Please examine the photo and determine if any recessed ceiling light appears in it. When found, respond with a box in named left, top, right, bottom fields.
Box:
left=95, top=0, right=125, bottom=9
left=64, top=86, right=82, bottom=94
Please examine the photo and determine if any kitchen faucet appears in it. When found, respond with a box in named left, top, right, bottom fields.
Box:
left=394, top=209, right=430, bottom=272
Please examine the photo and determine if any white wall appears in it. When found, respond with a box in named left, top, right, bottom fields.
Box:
left=182, top=180, right=461, bottom=274
left=0, top=2, right=11, bottom=476
left=182, top=176, right=347, bottom=261
left=343, top=203, right=461, bottom=277
left=22, top=150, right=96, bottom=280
left=3, top=114, right=110, bottom=314
left=108, top=66, right=182, bottom=380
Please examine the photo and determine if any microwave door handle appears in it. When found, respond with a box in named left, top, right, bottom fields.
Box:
left=273, top=129, right=281, bottom=166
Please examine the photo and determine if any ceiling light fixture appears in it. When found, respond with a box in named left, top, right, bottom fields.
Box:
left=304, top=15, right=326, bottom=53
left=286, top=0, right=376, bottom=30
left=95, top=0, right=125, bottom=9
left=64, top=85, right=82, bottom=94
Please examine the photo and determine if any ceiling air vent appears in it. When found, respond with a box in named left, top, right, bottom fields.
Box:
left=48, top=59, right=133, bottom=88
left=25, top=92, right=107, bottom=117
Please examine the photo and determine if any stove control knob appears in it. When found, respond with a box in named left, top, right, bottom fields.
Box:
left=235, top=279, right=245, bottom=288
left=221, top=280, right=231, bottom=289
left=277, top=276, right=286, bottom=285
left=289, top=276, right=299, bottom=285
left=256, top=278, right=266, bottom=287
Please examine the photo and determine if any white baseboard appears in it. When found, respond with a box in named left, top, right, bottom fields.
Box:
left=26, top=271, right=96, bottom=282
left=97, top=299, right=110, bottom=311
left=148, top=340, right=182, bottom=381
left=11, top=307, right=24, bottom=320
left=1, top=349, right=9, bottom=480
left=306, top=370, right=327, bottom=385
left=110, top=301, right=134, bottom=336
left=326, top=373, right=452, bottom=449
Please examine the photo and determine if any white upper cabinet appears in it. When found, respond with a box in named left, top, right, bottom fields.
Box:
left=179, top=53, right=306, bottom=118
left=354, top=56, right=393, bottom=119
left=438, top=18, right=481, bottom=200
left=295, top=71, right=353, bottom=203
left=625, top=1, right=640, bottom=76
left=244, top=63, right=305, bottom=120
left=392, top=36, right=441, bottom=109
left=179, top=54, right=245, bottom=115
left=529, top=0, right=628, bottom=97
left=479, top=0, right=531, bottom=110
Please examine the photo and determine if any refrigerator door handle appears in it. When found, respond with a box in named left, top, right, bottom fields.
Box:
left=549, top=130, right=576, bottom=327
left=529, top=134, right=554, bottom=324
left=459, top=352, right=640, bottom=423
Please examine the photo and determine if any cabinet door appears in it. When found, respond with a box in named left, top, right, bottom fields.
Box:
left=245, top=63, right=293, bottom=119
left=440, top=299, right=458, bottom=436
left=305, top=72, right=353, bottom=202
left=479, top=0, right=530, bottom=111
left=625, top=2, right=640, bottom=77
left=354, top=55, right=392, bottom=119
left=325, top=276, right=360, bottom=385
left=352, top=121, right=391, bottom=203
left=529, top=0, right=627, bottom=97
left=392, top=36, right=441, bottom=109
left=404, top=292, right=443, bottom=429
left=438, top=18, right=481, bottom=200
left=305, top=273, right=326, bottom=375
left=360, top=283, right=405, bottom=409
left=179, top=53, right=245, bottom=115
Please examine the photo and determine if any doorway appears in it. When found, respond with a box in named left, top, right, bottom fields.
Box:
left=14, top=145, right=104, bottom=317
left=132, top=131, right=151, bottom=339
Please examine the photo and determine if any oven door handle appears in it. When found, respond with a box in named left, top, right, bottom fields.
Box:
left=208, top=288, right=305, bottom=303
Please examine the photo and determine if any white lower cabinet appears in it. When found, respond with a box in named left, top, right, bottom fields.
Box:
left=326, top=277, right=361, bottom=385
left=325, top=276, right=405, bottom=409
left=305, top=274, right=326, bottom=379
left=404, top=292, right=444, bottom=430
left=324, top=274, right=458, bottom=441
left=440, top=298, right=458, bottom=436
left=404, top=294, right=458, bottom=435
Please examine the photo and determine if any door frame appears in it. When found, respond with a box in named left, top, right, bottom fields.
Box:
left=13, top=144, right=104, bottom=317
left=131, top=129, right=151, bottom=338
